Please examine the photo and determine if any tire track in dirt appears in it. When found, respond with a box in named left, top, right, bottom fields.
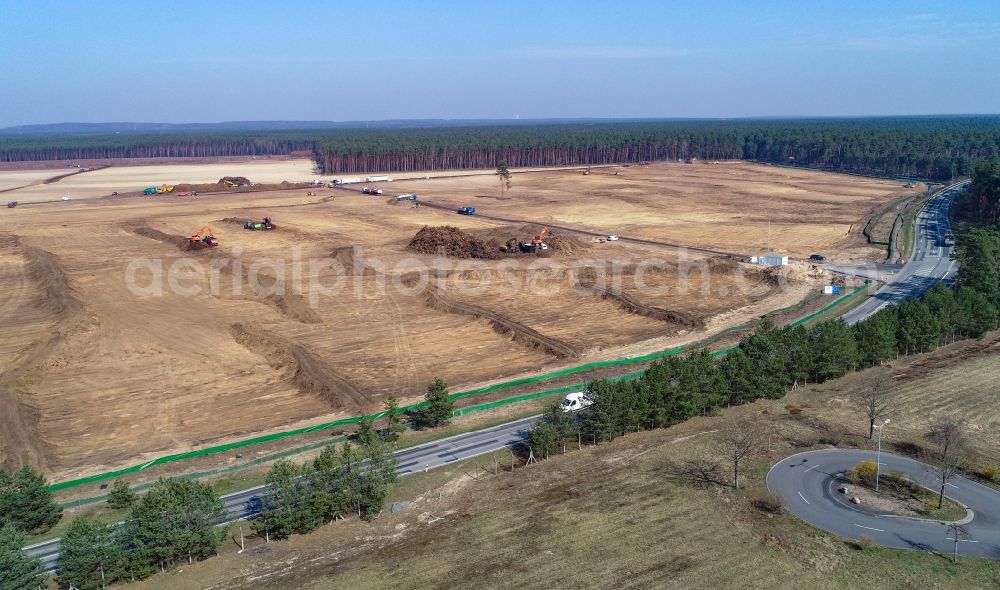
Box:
left=130, top=225, right=321, bottom=324
left=424, top=286, right=581, bottom=359
left=0, top=237, right=86, bottom=469
left=230, top=322, right=370, bottom=413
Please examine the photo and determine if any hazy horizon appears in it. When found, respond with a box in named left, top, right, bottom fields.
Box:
left=1, top=0, right=998, bottom=128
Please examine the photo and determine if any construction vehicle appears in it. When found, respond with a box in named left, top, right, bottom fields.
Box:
left=363, top=186, right=384, bottom=195
left=501, top=238, right=518, bottom=253
left=583, top=167, right=591, bottom=175
left=143, top=187, right=157, bottom=195
left=244, top=217, right=275, bottom=231
left=395, top=193, right=417, bottom=201
left=189, top=226, right=219, bottom=246
left=531, top=226, right=551, bottom=250
left=7, top=201, right=17, bottom=208
left=156, top=185, right=175, bottom=194
left=223, top=179, right=239, bottom=188
left=457, top=206, right=476, bottom=215
left=366, top=175, right=391, bottom=182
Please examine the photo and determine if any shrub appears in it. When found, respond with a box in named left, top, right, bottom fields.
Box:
left=847, top=460, right=878, bottom=487
left=979, top=465, right=999, bottom=482
left=854, top=534, right=875, bottom=550
left=751, top=492, right=784, bottom=515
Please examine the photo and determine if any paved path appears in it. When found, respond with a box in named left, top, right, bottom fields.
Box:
left=23, top=415, right=544, bottom=573
left=839, top=181, right=967, bottom=326
left=767, top=449, right=1000, bottom=558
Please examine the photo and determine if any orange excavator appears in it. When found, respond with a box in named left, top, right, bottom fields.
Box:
left=531, top=226, right=551, bottom=249
left=189, top=226, right=219, bottom=246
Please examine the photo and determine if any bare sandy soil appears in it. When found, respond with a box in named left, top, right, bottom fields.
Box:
left=0, top=160, right=905, bottom=479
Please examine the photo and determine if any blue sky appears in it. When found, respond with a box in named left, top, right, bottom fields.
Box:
left=0, top=0, right=997, bottom=126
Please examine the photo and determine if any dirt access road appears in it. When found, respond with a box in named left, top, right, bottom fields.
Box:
left=0, top=159, right=911, bottom=479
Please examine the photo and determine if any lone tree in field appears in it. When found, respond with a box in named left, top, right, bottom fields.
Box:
left=418, top=378, right=454, bottom=428
left=858, top=369, right=895, bottom=439
left=721, top=421, right=764, bottom=490
left=496, top=159, right=511, bottom=198
left=925, top=418, right=971, bottom=509
left=947, top=522, right=971, bottom=564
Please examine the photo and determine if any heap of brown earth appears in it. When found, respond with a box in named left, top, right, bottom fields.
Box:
left=407, top=226, right=502, bottom=260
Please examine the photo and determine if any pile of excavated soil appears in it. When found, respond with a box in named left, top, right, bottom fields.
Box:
left=219, top=176, right=251, bottom=186
left=546, top=233, right=591, bottom=254
left=132, top=226, right=217, bottom=252
left=407, top=226, right=502, bottom=260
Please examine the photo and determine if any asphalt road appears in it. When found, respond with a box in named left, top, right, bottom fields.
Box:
left=767, top=449, right=1000, bottom=558
left=23, top=414, right=545, bottom=573
left=838, top=181, right=967, bottom=326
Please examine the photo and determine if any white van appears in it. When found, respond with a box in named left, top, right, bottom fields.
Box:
left=560, top=391, right=592, bottom=412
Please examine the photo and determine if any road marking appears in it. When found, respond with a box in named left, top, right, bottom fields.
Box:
left=797, top=491, right=811, bottom=505
left=853, top=524, right=884, bottom=532
left=946, top=538, right=979, bottom=543
left=805, top=464, right=820, bottom=472
left=946, top=482, right=959, bottom=489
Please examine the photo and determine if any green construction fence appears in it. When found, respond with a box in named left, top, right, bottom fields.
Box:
left=49, top=285, right=866, bottom=493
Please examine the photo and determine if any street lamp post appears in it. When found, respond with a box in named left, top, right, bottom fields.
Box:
left=875, top=418, right=890, bottom=493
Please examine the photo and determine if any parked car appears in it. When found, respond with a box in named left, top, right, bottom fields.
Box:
left=560, top=391, right=592, bottom=412
left=606, top=235, right=620, bottom=241
left=809, top=253, right=827, bottom=262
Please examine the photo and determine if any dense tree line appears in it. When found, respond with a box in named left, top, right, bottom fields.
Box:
left=528, top=225, right=1000, bottom=455
left=250, top=434, right=397, bottom=541
left=0, top=132, right=316, bottom=162
left=954, top=157, right=1000, bottom=226
left=2, top=116, right=998, bottom=181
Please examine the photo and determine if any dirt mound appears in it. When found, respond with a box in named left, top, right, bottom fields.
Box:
left=707, top=256, right=740, bottom=274
left=219, top=176, right=251, bottom=187
left=0, top=238, right=86, bottom=469
left=596, top=287, right=704, bottom=330
left=230, top=323, right=369, bottom=412
left=424, top=287, right=580, bottom=358
left=407, top=226, right=502, bottom=260
left=132, top=226, right=212, bottom=252
left=219, top=217, right=243, bottom=224
left=755, top=264, right=815, bottom=287
left=546, top=234, right=591, bottom=254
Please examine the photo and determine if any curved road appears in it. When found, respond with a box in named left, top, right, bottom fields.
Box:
left=767, top=449, right=1000, bottom=558
left=838, top=181, right=967, bottom=325
left=23, top=415, right=542, bottom=573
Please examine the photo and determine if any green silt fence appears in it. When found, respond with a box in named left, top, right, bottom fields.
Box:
left=50, top=285, right=865, bottom=492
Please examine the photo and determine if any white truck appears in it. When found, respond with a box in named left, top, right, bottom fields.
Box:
left=331, top=177, right=362, bottom=185
left=560, top=391, right=592, bottom=412
left=366, top=175, right=391, bottom=182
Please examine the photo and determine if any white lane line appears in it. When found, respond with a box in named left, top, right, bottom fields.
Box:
left=805, top=464, right=820, bottom=472
left=946, top=538, right=979, bottom=543
left=946, top=482, right=959, bottom=489
left=853, top=524, right=884, bottom=532
left=797, top=491, right=811, bottom=505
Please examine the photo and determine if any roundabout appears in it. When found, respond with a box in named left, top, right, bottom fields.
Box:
left=766, top=449, right=1000, bottom=558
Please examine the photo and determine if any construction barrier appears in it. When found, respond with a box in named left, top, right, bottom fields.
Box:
left=49, top=285, right=865, bottom=492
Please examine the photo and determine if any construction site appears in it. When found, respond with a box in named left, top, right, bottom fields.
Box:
left=0, top=158, right=919, bottom=480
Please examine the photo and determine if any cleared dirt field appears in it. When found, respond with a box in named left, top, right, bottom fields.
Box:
left=0, top=160, right=905, bottom=479
left=387, top=161, right=920, bottom=261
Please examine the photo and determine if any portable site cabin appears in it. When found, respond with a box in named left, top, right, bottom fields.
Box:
left=758, top=253, right=789, bottom=266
